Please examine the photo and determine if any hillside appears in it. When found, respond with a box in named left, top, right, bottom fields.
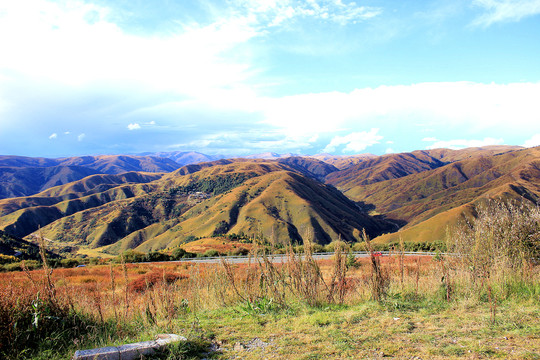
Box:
left=136, top=151, right=223, bottom=166
left=422, top=145, right=523, bottom=163
left=0, top=172, right=163, bottom=237
left=311, top=153, right=378, bottom=169
left=0, top=165, right=98, bottom=199
left=0, top=155, right=180, bottom=198
left=169, top=157, right=338, bottom=181
left=325, top=146, right=522, bottom=188
left=1, top=146, right=538, bottom=254
left=360, top=147, right=540, bottom=244
left=117, top=169, right=393, bottom=253
left=0, top=160, right=393, bottom=255
left=325, top=152, right=446, bottom=189
left=0, top=230, right=40, bottom=260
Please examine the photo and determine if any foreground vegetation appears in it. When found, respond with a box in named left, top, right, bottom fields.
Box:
left=0, top=201, right=539, bottom=359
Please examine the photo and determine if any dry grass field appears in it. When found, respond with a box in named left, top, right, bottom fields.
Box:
left=1, top=245, right=538, bottom=359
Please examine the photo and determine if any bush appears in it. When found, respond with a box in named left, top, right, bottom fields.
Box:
left=60, top=258, right=82, bottom=268
left=145, top=251, right=170, bottom=262
left=228, top=247, right=249, bottom=256
left=203, top=249, right=219, bottom=257
left=451, top=200, right=540, bottom=276
left=121, top=250, right=146, bottom=263
left=0, top=254, right=18, bottom=265
left=171, top=247, right=196, bottom=259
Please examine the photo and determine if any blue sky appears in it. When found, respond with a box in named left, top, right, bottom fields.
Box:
left=0, top=0, right=539, bottom=157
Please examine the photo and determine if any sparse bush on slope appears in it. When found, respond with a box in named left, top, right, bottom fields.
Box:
left=451, top=200, right=540, bottom=276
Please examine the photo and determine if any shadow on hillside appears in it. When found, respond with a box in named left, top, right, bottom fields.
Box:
left=355, top=201, right=407, bottom=232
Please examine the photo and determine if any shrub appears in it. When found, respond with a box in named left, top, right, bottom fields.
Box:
left=203, top=249, right=219, bottom=257
left=122, top=250, right=146, bottom=263
left=145, top=251, right=170, bottom=262
left=60, top=258, right=82, bottom=268
left=451, top=200, right=540, bottom=276
left=0, top=254, right=18, bottom=265
left=171, top=247, right=196, bottom=259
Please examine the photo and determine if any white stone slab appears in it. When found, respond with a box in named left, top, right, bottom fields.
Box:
left=73, top=334, right=185, bottom=360
left=73, top=346, right=120, bottom=360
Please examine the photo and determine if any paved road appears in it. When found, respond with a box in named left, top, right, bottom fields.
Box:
left=166, top=251, right=438, bottom=265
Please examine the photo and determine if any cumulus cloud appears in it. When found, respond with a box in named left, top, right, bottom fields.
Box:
left=385, top=148, right=395, bottom=154
left=523, top=134, right=540, bottom=147
left=49, top=133, right=57, bottom=139
left=425, top=137, right=504, bottom=150
left=127, top=123, right=141, bottom=130
left=323, top=129, right=383, bottom=153
left=472, top=0, right=540, bottom=27
left=77, top=133, right=86, bottom=142
left=422, top=137, right=438, bottom=142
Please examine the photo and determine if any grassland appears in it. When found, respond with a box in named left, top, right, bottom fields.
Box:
left=1, top=241, right=538, bottom=359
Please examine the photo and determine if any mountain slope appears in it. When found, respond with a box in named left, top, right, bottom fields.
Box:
left=0, top=160, right=392, bottom=255
left=136, top=151, right=222, bottom=166
left=0, top=172, right=163, bottom=237
left=0, top=230, right=41, bottom=260
left=125, top=170, right=392, bottom=253
left=361, top=147, right=540, bottom=244
left=0, top=155, right=180, bottom=199
left=0, top=166, right=98, bottom=199
left=311, top=153, right=378, bottom=170
left=325, top=152, right=446, bottom=190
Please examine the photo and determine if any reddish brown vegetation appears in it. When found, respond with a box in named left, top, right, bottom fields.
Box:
left=127, top=270, right=187, bottom=293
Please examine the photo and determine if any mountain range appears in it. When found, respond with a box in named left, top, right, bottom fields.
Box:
left=0, top=145, right=538, bottom=257
left=0, top=155, right=181, bottom=199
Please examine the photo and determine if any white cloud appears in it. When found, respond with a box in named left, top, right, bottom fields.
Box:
left=386, top=140, right=394, bottom=144
left=0, top=0, right=256, bottom=96
left=472, top=0, right=540, bottom=27
left=523, top=134, right=540, bottom=147
left=323, top=129, right=383, bottom=153
left=233, top=0, right=381, bottom=27
left=49, top=133, right=57, bottom=139
left=385, top=148, right=395, bottom=154
left=64, top=131, right=71, bottom=135
left=127, top=123, right=141, bottom=131
left=422, top=137, right=438, bottom=142
left=260, top=82, right=540, bottom=143
left=425, top=137, right=504, bottom=150
left=77, top=133, right=86, bottom=141
left=0, top=1, right=538, bottom=156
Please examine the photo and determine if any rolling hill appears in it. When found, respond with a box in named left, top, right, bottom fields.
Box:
left=311, top=153, right=378, bottom=170
left=136, top=151, right=223, bottom=166
left=0, top=155, right=180, bottom=199
left=0, top=159, right=393, bottom=255
left=342, top=147, right=540, bottom=244
left=1, top=146, right=538, bottom=256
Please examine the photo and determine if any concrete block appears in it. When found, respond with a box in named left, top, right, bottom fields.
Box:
left=155, top=334, right=187, bottom=346
left=73, top=334, right=185, bottom=360
left=118, top=341, right=158, bottom=358
left=73, top=346, right=120, bottom=360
